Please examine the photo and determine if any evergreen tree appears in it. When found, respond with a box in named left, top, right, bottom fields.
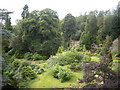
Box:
left=21, top=4, right=29, bottom=19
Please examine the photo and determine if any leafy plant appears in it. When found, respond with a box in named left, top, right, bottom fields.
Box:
left=70, top=63, right=83, bottom=71
left=24, top=52, right=33, bottom=60
left=48, top=51, right=84, bottom=66
left=11, top=60, right=21, bottom=70
left=52, top=66, right=73, bottom=82
left=21, top=66, right=37, bottom=80
left=82, top=55, right=91, bottom=63
left=37, top=68, right=45, bottom=74
left=32, top=52, right=46, bottom=60
left=20, top=60, right=31, bottom=67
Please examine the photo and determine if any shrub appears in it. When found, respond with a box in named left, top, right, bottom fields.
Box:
left=52, top=66, right=73, bottom=82
left=32, top=52, right=46, bottom=60
left=21, top=66, right=37, bottom=80
left=99, top=47, right=108, bottom=55
left=24, top=52, right=47, bottom=60
left=83, top=55, right=91, bottom=63
left=37, top=68, right=45, bottom=74
left=48, top=51, right=84, bottom=66
left=24, top=52, right=33, bottom=60
left=13, top=51, right=24, bottom=58
left=70, top=63, right=83, bottom=71
left=21, top=61, right=31, bottom=67
left=33, top=65, right=41, bottom=72
left=11, top=60, right=21, bottom=70
left=30, top=63, right=36, bottom=70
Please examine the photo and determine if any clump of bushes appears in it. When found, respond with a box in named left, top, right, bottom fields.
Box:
left=24, top=52, right=47, bottom=60
left=52, top=66, right=73, bottom=82
left=3, top=59, right=38, bottom=88
left=21, top=66, right=37, bottom=80
left=48, top=51, right=84, bottom=66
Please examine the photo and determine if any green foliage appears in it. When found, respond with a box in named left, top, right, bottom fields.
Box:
left=11, top=60, right=21, bottom=70
left=24, top=52, right=33, bottom=60
left=11, top=8, right=62, bottom=58
left=21, top=66, right=37, bottom=80
left=99, top=47, right=109, bottom=55
left=37, top=68, right=45, bottom=74
left=48, top=51, right=84, bottom=66
left=83, top=55, right=91, bottom=63
left=32, top=52, right=47, bottom=60
left=70, top=63, right=83, bottom=71
left=1, top=29, right=13, bottom=54
left=62, top=13, right=76, bottom=47
left=52, top=66, right=73, bottom=82
left=99, top=35, right=112, bottom=55
left=5, top=17, right=13, bottom=31
left=21, top=60, right=31, bottom=67
left=80, top=12, right=98, bottom=50
left=56, top=46, right=65, bottom=54
left=112, top=63, right=120, bottom=73
left=24, top=52, right=47, bottom=60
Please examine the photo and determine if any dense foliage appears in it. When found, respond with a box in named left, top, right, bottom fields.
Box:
left=1, top=2, right=120, bottom=89
left=48, top=51, right=84, bottom=66
left=52, top=66, right=73, bottom=82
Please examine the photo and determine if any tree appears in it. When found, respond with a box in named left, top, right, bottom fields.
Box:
left=1, top=30, right=13, bottom=54
left=5, top=17, right=13, bottom=31
left=21, top=4, right=29, bottom=19
left=62, top=13, right=76, bottom=47
left=111, top=2, right=120, bottom=40
left=96, top=11, right=104, bottom=44
left=80, top=12, right=98, bottom=49
left=32, top=8, right=62, bottom=57
left=75, top=15, right=87, bottom=40
left=11, top=8, right=62, bottom=58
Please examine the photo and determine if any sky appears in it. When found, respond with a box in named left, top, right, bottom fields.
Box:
left=0, top=0, right=119, bottom=25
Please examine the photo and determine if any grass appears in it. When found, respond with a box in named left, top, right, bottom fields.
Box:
left=27, top=67, right=83, bottom=88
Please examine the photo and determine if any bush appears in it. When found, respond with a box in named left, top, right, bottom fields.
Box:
left=52, top=66, right=73, bottom=82
left=21, top=61, right=31, bottom=67
left=21, top=66, right=37, bottom=80
left=99, top=47, right=109, bottom=55
left=24, top=52, right=47, bottom=60
left=37, top=68, right=45, bottom=74
left=70, top=63, right=83, bottom=71
left=30, top=63, right=36, bottom=70
left=32, top=52, right=46, bottom=60
left=48, top=51, right=84, bottom=66
left=11, top=60, right=22, bottom=70
left=24, top=52, right=33, bottom=60
left=83, top=55, right=91, bottom=63
left=13, top=51, right=24, bottom=58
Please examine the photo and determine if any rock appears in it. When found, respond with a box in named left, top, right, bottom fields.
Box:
left=111, top=36, right=120, bottom=56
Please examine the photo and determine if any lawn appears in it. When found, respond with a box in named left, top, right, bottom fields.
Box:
left=27, top=67, right=83, bottom=88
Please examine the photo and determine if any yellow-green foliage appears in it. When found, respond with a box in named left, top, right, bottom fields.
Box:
left=21, top=66, right=37, bottom=80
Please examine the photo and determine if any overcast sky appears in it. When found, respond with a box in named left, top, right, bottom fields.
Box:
left=0, top=0, right=119, bottom=25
